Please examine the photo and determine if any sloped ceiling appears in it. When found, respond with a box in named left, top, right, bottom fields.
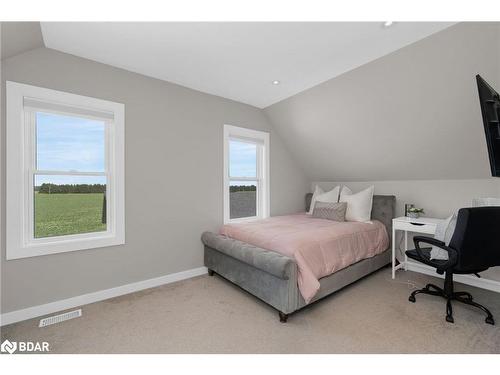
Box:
left=40, top=22, right=454, bottom=108
left=264, top=22, right=500, bottom=181
left=1, top=22, right=44, bottom=60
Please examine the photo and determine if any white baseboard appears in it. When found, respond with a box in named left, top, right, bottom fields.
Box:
left=405, top=261, right=500, bottom=293
left=0, top=266, right=207, bottom=327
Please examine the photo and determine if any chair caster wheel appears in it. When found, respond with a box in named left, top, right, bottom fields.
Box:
left=408, top=295, right=416, bottom=303
left=485, top=317, right=495, bottom=325
left=446, top=315, right=454, bottom=323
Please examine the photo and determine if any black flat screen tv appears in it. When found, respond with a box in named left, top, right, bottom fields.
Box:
left=477, top=75, right=500, bottom=177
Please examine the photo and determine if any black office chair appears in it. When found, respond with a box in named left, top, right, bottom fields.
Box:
left=405, top=207, right=500, bottom=325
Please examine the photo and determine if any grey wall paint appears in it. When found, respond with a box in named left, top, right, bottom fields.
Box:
left=264, top=23, right=500, bottom=181
left=314, top=179, right=500, bottom=281
left=0, top=47, right=309, bottom=313
left=1, top=22, right=44, bottom=60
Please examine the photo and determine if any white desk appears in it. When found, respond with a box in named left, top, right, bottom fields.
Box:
left=391, top=216, right=443, bottom=279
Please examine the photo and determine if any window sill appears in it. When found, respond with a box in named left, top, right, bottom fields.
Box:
left=6, top=234, right=125, bottom=260
left=225, top=216, right=265, bottom=224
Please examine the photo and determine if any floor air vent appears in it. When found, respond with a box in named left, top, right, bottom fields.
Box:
left=39, top=309, right=82, bottom=327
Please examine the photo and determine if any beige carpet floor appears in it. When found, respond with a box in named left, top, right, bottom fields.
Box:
left=2, top=268, right=500, bottom=353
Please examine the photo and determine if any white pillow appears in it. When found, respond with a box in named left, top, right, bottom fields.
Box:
left=308, top=185, right=340, bottom=214
left=430, top=214, right=457, bottom=260
left=339, top=186, right=374, bottom=222
left=316, top=186, right=340, bottom=204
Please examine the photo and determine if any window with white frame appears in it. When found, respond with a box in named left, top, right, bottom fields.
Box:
left=223, top=125, right=269, bottom=223
left=6, top=82, right=125, bottom=260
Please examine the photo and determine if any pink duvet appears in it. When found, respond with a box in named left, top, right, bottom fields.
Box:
left=220, top=213, right=389, bottom=303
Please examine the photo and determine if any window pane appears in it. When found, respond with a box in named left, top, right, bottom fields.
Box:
left=36, top=112, right=106, bottom=172
left=229, top=140, right=257, bottom=178
left=230, top=181, right=257, bottom=219
left=34, top=175, right=107, bottom=238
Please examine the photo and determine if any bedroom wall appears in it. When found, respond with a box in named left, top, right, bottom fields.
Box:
left=0, top=46, right=309, bottom=313
left=264, top=22, right=500, bottom=181
left=1, top=22, right=44, bottom=60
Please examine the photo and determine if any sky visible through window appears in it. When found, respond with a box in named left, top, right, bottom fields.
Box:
left=35, top=116, right=259, bottom=187
left=229, top=140, right=257, bottom=185
left=36, top=112, right=106, bottom=185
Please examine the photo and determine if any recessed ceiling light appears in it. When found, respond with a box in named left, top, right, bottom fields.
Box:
left=272, top=80, right=280, bottom=85
left=383, top=21, right=394, bottom=28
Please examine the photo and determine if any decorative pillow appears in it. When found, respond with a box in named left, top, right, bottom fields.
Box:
left=339, top=186, right=374, bottom=222
left=430, top=214, right=457, bottom=260
left=312, top=202, right=347, bottom=222
left=308, top=185, right=340, bottom=214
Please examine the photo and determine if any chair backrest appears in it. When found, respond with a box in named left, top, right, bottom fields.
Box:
left=449, top=207, right=500, bottom=273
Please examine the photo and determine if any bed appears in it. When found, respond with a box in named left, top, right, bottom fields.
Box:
left=201, top=193, right=396, bottom=322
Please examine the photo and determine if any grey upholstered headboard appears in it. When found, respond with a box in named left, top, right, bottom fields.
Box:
left=305, top=193, right=396, bottom=238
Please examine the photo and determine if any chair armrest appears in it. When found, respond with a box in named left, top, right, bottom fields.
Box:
left=413, top=236, right=458, bottom=271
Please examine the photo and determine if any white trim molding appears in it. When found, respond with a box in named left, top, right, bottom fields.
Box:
left=0, top=267, right=208, bottom=326
left=6, top=81, right=125, bottom=260
left=406, top=261, right=500, bottom=293
left=223, top=124, right=270, bottom=224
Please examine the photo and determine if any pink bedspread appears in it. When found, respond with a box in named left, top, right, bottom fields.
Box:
left=220, top=213, right=389, bottom=303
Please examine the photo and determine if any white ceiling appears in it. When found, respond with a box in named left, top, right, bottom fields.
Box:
left=41, top=22, right=454, bottom=108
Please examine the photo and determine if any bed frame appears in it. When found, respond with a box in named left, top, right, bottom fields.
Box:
left=201, top=193, right=396, bottom=322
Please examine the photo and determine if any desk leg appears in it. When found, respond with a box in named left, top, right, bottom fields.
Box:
left=392, top=227, right=396, bottom=279
left=404, top=231, right=408, bottom=271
